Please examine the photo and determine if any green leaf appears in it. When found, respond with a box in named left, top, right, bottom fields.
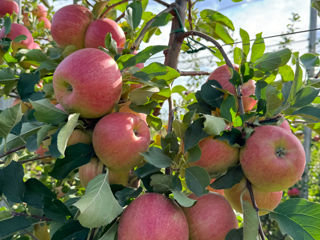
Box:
left=279, top=65, right=294, bottom=82
left=0, top=69, right=18, bottom=84
left=233, top=47, right=242, bottom=65
left=146, top=114, right=162, bottom=131
left=185, top=166, right=210, bottom=196
left=172, top=119, right=187, bottom=139
left=57, top=113, right=80, bottom=157
left=292, top=105, right=320, bottom=122
left=150, top=12, right=172, bottom=27
left=226, top=228, right=243, bottom=240
left=199, top=80, right=224, bottom=108
left=99, top=222, right=118, bottom=240
left=240, top=28, right=250, bottom=59
left=17, top=72, right=43, bottom=101
left=300, top=53, right=319, bottom=69
left=141, top=147, right=172, bottom=168
left=203, top=115, right=226, bottom=136
left=287, top=58, right=303, bottom=105
left=187, top=144, right=202, bottom=163
left=125, top=1, right=142, bottom=29
left=24, top=49, right=47, bottom=62
left=200, top=9, right=235, bottom=30
left=30, top=99, right=68, bottom=125
left=129, top=101, right=158, bottom=115
left=0, top=216, right=34, bottom=239
left=184, top=118, right=209, bottom=152
left=210, top=165, right=243, bottom=189
left=254, top=48, right=291, bottom=72
left=3, top=16, right=11, bottom=35
left=13, top=35, right=27, bottom=42
left=292, top=86, right=319, bottom=108
left=242, top=200, right=259, bottom=240
left=150, top=174, right=172, bottom=193
left=172, top=190, right=196, bottom=208
left=250, top=32, right=265, bottom=63
left=129, top=86, right=159, bottom=105
left=73, top=173, right=123, bottom=228
left=0, top=161, right=25, bottom=203
left=270, top=198, right=320, bottom=240
left=50, top=143, right=94, bottom=179
left=266, top=85, right=283, bottom=117
left=115, top=187, right=142, bottom=207
left=0, top=104, right=23, bottom=138
left=119, top=45, right=168, bottom=69
left=51, top=220, right=89, bottom=240
left=104, top=33, right=118, bottom=56
left=214, top=23, right=234, bottom=44
left=220, top=95, right=237, bottom=122
left=134, top=163, right=160, bottom=179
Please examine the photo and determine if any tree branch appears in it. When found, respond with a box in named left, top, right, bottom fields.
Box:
left=188, top=0, right=193, bottom=32
left=20, top=155, right=52, bottom=164
left=132, top=3, right=176, bottom=50
left=100, top=0, right=129, bottom=19
left=181, top=30, right=245, bottom=114
left=0, top=145, right=26, bottom=159
left=12, top=211, right=52, bottom=222
left=154, top=0, right=170, bottom=7
left=179, top=70, right=210, bottom=76
left=246, top=180, right=266, bottom=240
left=116, top=12, right=125, bottom=22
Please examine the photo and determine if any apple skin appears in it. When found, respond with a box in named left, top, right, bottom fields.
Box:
left=191, top=137, right=239, bottom=174
left=240, top=125, right=306, bottom=192
left=208, top=64, right=257, bottom=112
left=92, top=112, right=150, bottom=171
left=38, top=17, right=51, bottom=29
left=33, top=5, right=47, bottom=18
left=279, top=118, right=291, bottom=132
left=78, top=157, right=104, bottom=187
left=224, top=179, right=283, bottom=216
left=0, top=0, right=19, bottom=17
left=182, top=193, right=238, bottom=240
left=118, top=193, right=189, bottom=240
left=67, top=129, right=92, bottom=146
left=0, top=23, right=34, bottom=52
left=85, top=18, right=126, bottom=49
left=53, top=48, right=122, bottom=118
left=51, top=4, right=93, bottom=49
left=288, top=187, right=300, bottom=197
left=119, top=101, right=147, bottom=123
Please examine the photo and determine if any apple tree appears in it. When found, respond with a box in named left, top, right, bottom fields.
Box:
left=0, top=0, right=320, bottom=239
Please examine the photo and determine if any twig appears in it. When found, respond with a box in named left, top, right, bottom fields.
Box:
left=179, top=70, right=210, bottom=76
left=100, top=0, right=129, bottom=19
left=132, top=3, right=176, bottom=50
left=116, top=12, right=125, bottom=22
left=0, top=145, right=26, bottom=159
left=154, top=0, right=171, bottom=7
left=246, top=180, right=266, bottom=240
left=188, top=0, right=193, bottom=32
left=19, top=155, right=52, bottom=164
left=12, top=211, right=52, bottom=222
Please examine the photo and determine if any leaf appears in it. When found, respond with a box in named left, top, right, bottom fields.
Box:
left=292, top=105, right=320, bottom=122
left=30, top=99, right=68, bottom=125
left=129, top=86, right=159, bottom=105
left=203, top=115, right=226, bottom=136
left=134, top=163, right=161, bottom=178
left=214, top=23, right=234, bottom=44
left=266, top=85, right=283, bottom=117
left=141, top=147, right=172, bottom=168
left=51, top=220, right=89, bottom=240
left=300, top=53, right=319, bottom=68
left=226, top=228, right=244, bottom=240
left=125, top=1, right=142, bottom=29
left=287, top=58, right=303, bottom=105
left=250, top=32, right=265, bottom=63
left=104, top=33, right=118, bottom=56
left=115, top=187, right=142, bottom=207
left=199, top=80, right=224, bottom=108
left=150, top=12, right=172, bottom=27
left=242, top=200, right=259, bottom=240
left=0, top=104, right=23, bottom=138
left=150, top=174, right=172, bottom=193
left=270, top=198, right=320, bottom=240
left=187, top=145, right=201, bottom=163
left=0, top=161, right=25, bottom=203
left=184, top=118, right=209, bottom=152
left=57, top=113, right=80, bottom=157
left=49, top=143, right=94, bottom=179
left=0, top=68, right=18, bottom=84
left=292, top=86, right=319, bottom=108
left=0, top=216, right=34, bottom=239
left=233, top=47, right=242, bottom=65
left=185, top=166, right=210, bottom=196
left=279, top=65, right=295, bottom=82
left=73, top=173, right=123, bottom=228
left=99, top=222, right=118, bottom=240
left=17, top=72, right=43, bottom=101
left=172, top=190, right=197, bottom=208
left=254, top=48, right=291, bottom=72
left=3, top=16, right=11, bottom=35
left=240, top=28, right=250, bottom=59
left=210, top=165, right=243, bottom=189
left=146, top=114, right=162, bottom=131
left=220, top=95, right=237, bottom=122
left=200, top=9, right=235, bottom=30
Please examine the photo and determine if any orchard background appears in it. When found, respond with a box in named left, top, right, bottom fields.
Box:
left=1, top=0, right=320, bottom=239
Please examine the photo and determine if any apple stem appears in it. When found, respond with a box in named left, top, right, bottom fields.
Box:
left=246, top=180, right=266, bottom=240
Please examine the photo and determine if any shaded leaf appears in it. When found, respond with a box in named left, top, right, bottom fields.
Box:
left=242, top=200, right=259, bottom=240
left=0, top=216, right=34, bottom=239
left=172, top=190, right=196, bottom=208
left=51, top=220, right=89, bottom=240
left=254, top=48, right=291, bottom=72
left=185, top=166, right=210, bottom=196
left=210, top=165, right=243, bottom=189
left=184, top=118, right=209, bottom=152
left=0, top=104, right=23, bottom=138
left=141, top=147, right=172, bottom=168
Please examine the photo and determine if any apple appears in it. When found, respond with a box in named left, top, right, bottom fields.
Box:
left=240, top=125, right=306, bottom=191
left=51, top=4, right=93, bottom=49
left=118, top=193, right=189, bottom=240
left=287, top=187, right=300, bottom=197
left=78, top=157, right=104, bottom=187
left=33, top=5, right=47, bottom=18
left=85, top=18, right=126, bottom=49
left=38, top=17, right=51, bottom=29
left=0, top=0, right=19, bottom=17
left=93, top=112, right=150, bottom=173
left=208, top=64, right=257, bottom=112
left=182, top=193, right=238, bottom=240
left=53, top=48, right=122, bottom=118
left=67, top=129, right=92, bottom=146
left=224, top=179, right=283, bottom=216
left=191, top=137, right=239, bottom=174
left=22, top=12, right=30, bottom=27
left=279, top=118, right=291, bottom=132
left=0, top=23, right=34, bottom=53
left=119, top=101, right=147, bottom=123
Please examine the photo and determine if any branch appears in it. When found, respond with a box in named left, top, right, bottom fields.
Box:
left=181, top=30, right=245, bottom=114
left=100, top=0, right=129, bottom=19
left=188, top=0, right=193, bottom=32
left=0, top=145, right=26, bottom=159
left=116, top=12, right=125, bottom=22
left=246, top=180, right=266, bottom=240
left=179, top=70, right=210, bottom=76
left=12, top=211, right=52, bottom=222
left=154, top=0, right=170, bottom=7
left=20, top=155, right=52, bottom=164
left=132, top=3, right=176, bottom=50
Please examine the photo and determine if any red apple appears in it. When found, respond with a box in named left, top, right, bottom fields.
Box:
left=224, top=179, right=283, bottom=216
left=182, top=193, right=238, bottom=240
left=85, top=18, right=126, bottom=49
left=191, top=137, right=239, bottom=174
left=0, top=23, right=34, bottom=53
left=208, top=64, right=257, bottom=112
left=38, top=17, right=51, bottom=29
left=53, top=48, right=122, bottom=118
left=118, top=193, right=189, bottom=240
left=287, top=187, right=300, bottom=197
left=92, top=112, right=150, bottom=172
left=119, top=101, right=147, bottom=123
left=78, top=157, right=104, bottom=187
left=67, top=129, right=92, bottom=146
left=279, top=118, right=291, bottom=132
left=240, top=125, right=306, bottom=191
left=0, top=0, right=19, bottom=17
left=33, top=5, right=47, bottom=18
left=51, top=4, right=93, bottom=49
